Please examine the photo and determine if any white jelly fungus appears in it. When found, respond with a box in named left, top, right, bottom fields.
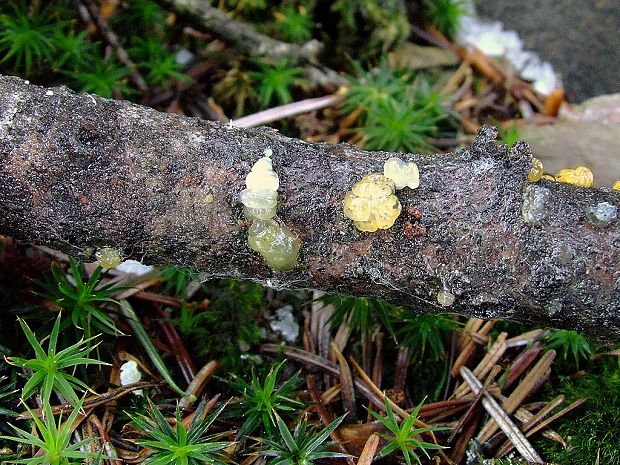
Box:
left=383, top=157, right=420, bottom=190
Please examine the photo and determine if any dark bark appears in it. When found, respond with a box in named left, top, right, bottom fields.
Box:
left=1, top=75, right=619, bottom=340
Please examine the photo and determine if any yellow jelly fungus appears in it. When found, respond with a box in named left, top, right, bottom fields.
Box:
left=555, top=166, right=593, bottom=187
left=96, top=247, right=122, bottom=269
left=383, top=157, right=420, bottom=190
left=248, top=219, right=301, bottom=270
left=437, top=290, right=455, bottom=307
left=541, top=174, right=555, bottom=182
left=528, top=157, right=544, bottom=182
left=613, top=181, right=620, bottom=190
left=343, top=173, right=402, bottom=232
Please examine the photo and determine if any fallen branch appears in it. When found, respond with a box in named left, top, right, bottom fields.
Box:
left=0, top=75, right=619, bottom=339
left=159, top=0, right=347, bottom=88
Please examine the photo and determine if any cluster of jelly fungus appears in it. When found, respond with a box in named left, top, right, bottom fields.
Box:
left=383, top=157, right=420, bottom=190
left=555, top=165, right=593, bottom=187
left=239, top=148, right=279, bottom=220
left=613, top=180, right=620, bottom=190
left=248, top=219, right=301, bottom=270
left=527, top=157, right=544, bottom=182
left=344, top=174, right=402, bottom=232
left=585, top=202, right=618, bottom=229
left=96, top=247, right=122, bottom=269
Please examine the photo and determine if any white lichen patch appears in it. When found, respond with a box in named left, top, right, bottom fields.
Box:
left=116, top=260, right=154, bottom=276
left=522, top=185, right=551, bottom=225
left=96, top=247, right=123, bottom=269
left=471, top=157, right=496, bottom=176
left=269, top=305, right=299, bottom=343
left=120, top=360, right=143, bottom=396
left=585, top=202, right=617, bottom=228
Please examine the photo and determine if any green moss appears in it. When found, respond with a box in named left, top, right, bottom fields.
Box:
left=538, top=358, right=620, bottom=464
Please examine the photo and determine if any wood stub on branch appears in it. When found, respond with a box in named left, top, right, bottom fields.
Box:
left=0, top=75, right=619, bottom=340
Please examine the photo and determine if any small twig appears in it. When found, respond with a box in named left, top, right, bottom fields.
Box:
left=179, top=360, right=219, bottom=408
left=306, top=375, right=354, bottom=463
left=231, top=94, right=342, bottom=128
left=18, top=382, right=153, bottom=419
left=460, top=366, right=543, bottom=464
left=331, top=342, right=358, bottom=422
left=496, top=397, right=588, bottom=458
left=81, top=0, right=148, bottom=93
left=356, top=433, right=380, bottom=465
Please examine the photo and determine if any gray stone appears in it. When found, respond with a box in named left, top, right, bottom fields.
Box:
left=475, top=0, right=619, bottom=102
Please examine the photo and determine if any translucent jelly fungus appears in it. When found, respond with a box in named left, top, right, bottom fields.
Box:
left=96, top=247, right=122, bottom=269
left=248, top=219, right=301, bottom=270
left=240, top=148, right=301, bottom=270
left=343, top=174, right=402, bottom=232
left=437, top=290, right=455, bottom=307
left=585, top=202, right=618, bottom=229
left=239, top=149, right=279, bottom=220
left=555, top=166, right=593, bottom=187
left=522, top=184, right=551, bottom=225
left=528, top=157, right=544, bottom=182
left=383, top=157, right=420, bottom=190
left=613, top=181, right=620, bottom=190
left=542, top=174, right=555, bottom=182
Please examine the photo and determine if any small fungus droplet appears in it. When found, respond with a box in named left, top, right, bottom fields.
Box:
left=204, top=193, right=214, bottom=204
left=343, top=174, right=402, bottom=232
left=613, top=180, right=620, bottom=190
left=585, top=202, right=617, bottom=229
left=383, top=157, right=420, bottom=190
left=437, top=290, right=455, bottom=307
left=96, top=247, right=122, bottom=269
left=528, top=158, right=544, bottom=182
left=555, top=166, right=593, bottom=187
left=45, top=90, right=53, bottom=96
left=248, top=219, right=301, bottom=270
left=522, top=184, right=551, bottom=225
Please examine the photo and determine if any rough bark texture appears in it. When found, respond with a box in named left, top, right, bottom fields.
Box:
left=1, top=75, right=619, bottom=340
